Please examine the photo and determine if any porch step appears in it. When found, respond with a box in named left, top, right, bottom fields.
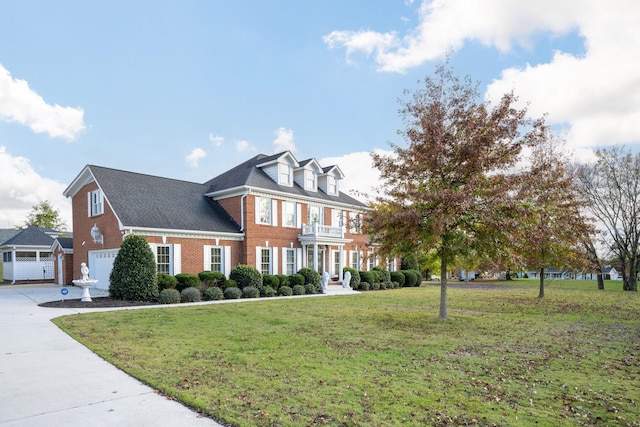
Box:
left=323, top=284, right=359, bottom=296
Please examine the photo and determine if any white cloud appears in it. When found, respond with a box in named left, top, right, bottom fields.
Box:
left=273, top=127, right=297, bottom=153
left=185, top=147, right=207, bottom=168
left=236, top=140, right=253, bottom=152
left=320, top=149, right=393, bottom=203
left=0, top=64, right=85, bottom=141
left=325, top=0, right=640, bottom=152
left=0, top=146, right=71, bottom=229
left=209, top=133, right=224, bottom=146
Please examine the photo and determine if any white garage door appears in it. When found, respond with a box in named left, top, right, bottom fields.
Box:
left=88, top=250, right=118, bottom=290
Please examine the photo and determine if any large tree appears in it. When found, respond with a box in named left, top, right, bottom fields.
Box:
left=19, top=200, right=67, bottom=231
left=366, top=63, right=545, bottom=319
left=575, top=147, right=640, bottom=291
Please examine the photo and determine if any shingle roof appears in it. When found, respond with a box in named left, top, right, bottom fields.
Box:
left=88, top=166, right=241, bottom=233
left=0, top=227, right=55, bottom=247
left=204, top=153, right=369, bottom=208
left=55, top=237, right=74, bottom=250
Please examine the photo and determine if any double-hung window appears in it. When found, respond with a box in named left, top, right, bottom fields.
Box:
left=283, top=201, right=296, bottom=227
left=285, top=248, right=296, bottom=276
left=260, top=248, right=272, bottom=275
left=90, top=190, right=104, bottom=216
left=351, top=251, right=359, bottom=269
left=156, top=245, right=171, bottom=274
left=209, top=247, right=223, bottom=273
left=257, top=197, right=272, bottom=224
left=279, top=164, right=292, bottom=186
left=327, top=176, right=337, bottom=195
left=308, top=205, right=323, bottom=225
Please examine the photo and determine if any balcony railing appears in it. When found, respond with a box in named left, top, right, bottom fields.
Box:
left=301, top=223, right=344, bottom=238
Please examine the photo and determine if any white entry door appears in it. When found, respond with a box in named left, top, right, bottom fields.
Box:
left=88, top=250, right=118, bottom=290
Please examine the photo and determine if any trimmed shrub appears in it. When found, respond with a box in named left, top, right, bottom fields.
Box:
left=175, top=273, right=200, bottom=292
left=360, top=282, right=370, bottom=291
left=274, top=274, right=289, bottom=289
left=343, top=266, right=361, bottom=289
left=223, top=287, right=242, bottom=299
left=288, top=274, right=305, bottom=287
left=204, top=286, right=224, bottom=301
left=157, top=273, right=178, bottom=291
left=262, top=286, right=276, bottom=297
left=181, top=287, right=201, bottom=303
left=392, top=281, right=400, bottom=289
left=359, top=271, right=375, bottom=286
left=221, top=279, right=237, bottom=290
left=109, top=234, right=158, bottom=302
left=297, top=267, right=321, bottom=286
left=411, top=270, right=423, bottom=286
left=242, top=286, right=260, bottom=298
left=292, top=284, right=306, bottom=295
left=373, top=265, right=391, bottom=285
left=278, top=285, right=293, bottom=296
left=304, top=283, right=316, bottom=295
left=401, top=270, right=417, bottom=287
left=371, top=282, right=381, bottom=290
left=229, top=264, right=262, bottom=289
left=379, top=281, right=387, bottom=290
left=159, top=288, right=180, bottom=304
left=390, top=271, right=405, bottom=287
left=198, top=271, right=226, bottom=288
left=262, top=274, right=280, bottom=290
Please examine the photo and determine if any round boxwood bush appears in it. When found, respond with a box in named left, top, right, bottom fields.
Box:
left=221, top=279, right=237, bottom=290
left=223, top=286, right=242, bottom=299
left=401, top=270, right=417, bottom=287
left=371, top=282, right=381, bottom=290
left=360, top=282, right=370, bottom=291
left=242, top=286, right=260, bottom=298
left=175, top=273, right=200, bottom=292
left=373, top=266, right=391, bottom=285
left=359, top=271, right=375, bottom=286
left=109, top=234, right=158, bottom=302
left=157, top=273, right=178, bottom=291
left=181, top=286, right=201, bottom=303
left=159, top=288, right=181, bottom=304
left=288, top=274, right=304, bottom=287
left=262, top=274, right=279, bottom=290
left=390, top=271, right=405, bottom=287
left=275, top=274, right=289, bottom=289
left=343, top=266, right=361, bottom=289
left=297, top=267, right=321, bottom=286
left=278, top=285, right=293, bottom=296
left=304, top=283, right=316, bottom=295
left=204, top=286, right=224, bottom=301
left=229, top=264, right=262, bottom=289
left=292, top=284, right=306, bottom=295
left=198, top=271, right=226, bottom=288
left=262, top=286, right=276, bottom=297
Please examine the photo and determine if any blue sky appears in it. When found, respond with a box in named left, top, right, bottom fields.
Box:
left=1, top=0, right=638, bottom=229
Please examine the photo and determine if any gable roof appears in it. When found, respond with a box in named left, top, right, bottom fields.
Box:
left=81, top=166, right=242, bottom=234
left=0, top=226, right=56, bottom=247
left=205, top=152, right=369, bottom=208
left=52, top=237, right=74, bottom=252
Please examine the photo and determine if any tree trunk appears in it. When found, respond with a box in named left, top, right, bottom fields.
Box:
left=538, top=267, right=545, bottom=298
left=597, top=272, right=605, bottom=290
left=439, top=256, right=448, bottom=319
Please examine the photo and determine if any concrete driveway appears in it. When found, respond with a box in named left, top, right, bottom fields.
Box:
left=0, top=284, right=222, bottom=427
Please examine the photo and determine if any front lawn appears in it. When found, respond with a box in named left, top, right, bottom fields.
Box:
left=53, top=281, right=639, bottom=426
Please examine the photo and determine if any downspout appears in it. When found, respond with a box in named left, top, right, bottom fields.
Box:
left=240, top=190, right=251, bottom=232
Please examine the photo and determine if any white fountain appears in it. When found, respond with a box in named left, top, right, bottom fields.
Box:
left=72, top=262, right=98, bottom=302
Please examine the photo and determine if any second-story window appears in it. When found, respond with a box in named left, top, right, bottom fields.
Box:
left=279, top=164, right=292, bottom=186
left=257, top=197, right=272, bottom=224
left=332, top=209, right=343, bottom=227
left=327, top=176, right=337, bottom=195
left=283, top=201, right=296, bottom=227
left=90, top=189, right=104, bottom=216
left=308, top=205, right=323, bottom=225
left=305, top=170, right=316, bottom=191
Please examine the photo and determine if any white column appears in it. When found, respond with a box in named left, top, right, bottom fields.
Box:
left=338, top=245, right=344, bottom=281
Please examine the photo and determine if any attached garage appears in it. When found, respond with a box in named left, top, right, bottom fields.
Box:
left=88, top=249, right=118, bottom=290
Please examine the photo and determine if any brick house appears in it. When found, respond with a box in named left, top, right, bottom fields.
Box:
left=62, top=151, right=392, bottom=290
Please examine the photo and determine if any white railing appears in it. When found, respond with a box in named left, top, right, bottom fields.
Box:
left=301, top=223, right=344, bottom=238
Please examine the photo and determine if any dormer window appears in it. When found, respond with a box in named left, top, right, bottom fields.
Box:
left=327, top=176, right=337, bottom=195
left=279, top=164, right=292, bottom=186
left=305, top=170, right=316, bottom=191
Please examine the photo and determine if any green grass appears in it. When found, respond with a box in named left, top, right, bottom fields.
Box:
left=53, top=280, right=640, bottom=426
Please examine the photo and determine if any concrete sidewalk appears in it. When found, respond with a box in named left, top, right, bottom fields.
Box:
left=0, top=284, right=222, bottom=427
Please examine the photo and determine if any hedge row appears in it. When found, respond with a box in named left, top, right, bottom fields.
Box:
left=344, top=267, right=422, bottom=291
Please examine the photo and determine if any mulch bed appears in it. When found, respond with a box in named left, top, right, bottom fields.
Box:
left=39, top=297, right=160, bottom=308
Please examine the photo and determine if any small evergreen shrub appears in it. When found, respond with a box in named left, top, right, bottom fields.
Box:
left=390, top=271, right=405, bottom=287
left=392, top=281, right=400, bottom=289
left=229, top=264, right=262, bottom=289
left=379, top=281, right=387, bottom=290
left=157, top=273, right=178, bottom=291
left=175, top=273, right=200, bottom=292
left=278, top=285, right=293, bottom=296
left=262, top=286, right=276, bottom=297
left=343, top=266, right=361, bottom=289
left=181, top=286, right=201, bottom=303
left=360, top=282, right=370, bottom=291
left=223, top=287, right=242, bottom=299
left=288, top=274, right=304, bottom=287
left=242, top=286, right=260, bottom=298
left=221, top=279, right=237, bottom=290
left=412, top=270, right=423, bottom=286
left=371, top=282, right=381, bottom=290
left=109, top=234, right=158, bottom=302
left=304, top=283, right=316, bottom=295
left=401, top=270, right=417, bottom=287
left=359, top=271, right=375, bottom=286
left=198, top=271, right=225, bottom=288
left=275, top=274, right=289, bottom=289
left=297, top=267, right=321, bottom=287
left=292, top=284, right=306, bottom=295
left=373, top=265, right=391, bottom=285
left=159, top=288, right=181, bottom=304
left=262, top=274, right=280, bottom=290
left=204, top=286, right=224, bottom=301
